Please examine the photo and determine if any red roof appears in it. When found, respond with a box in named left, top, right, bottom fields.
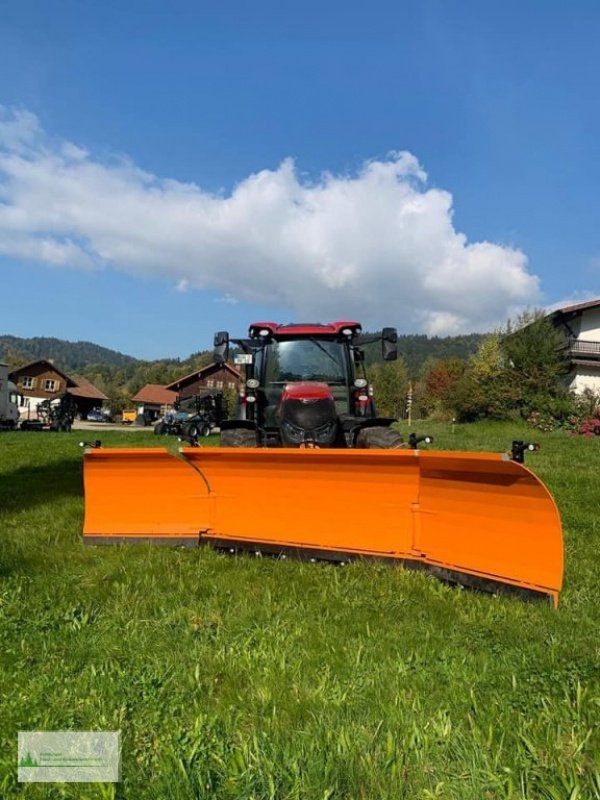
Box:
left=132, top=384, right=178, bottom=405
left=551, top=298, right=600, bottom=316
left=68, top=375, right=109, bottom=401
left=249, top=321, right=362, bottom=337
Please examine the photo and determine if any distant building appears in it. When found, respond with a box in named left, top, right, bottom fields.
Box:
left=165, top=362, right=241, bottom=401
left=9, top=359, right=109, bottom=418
left=132, top=363, right=241, bottom=423
left=548, top=299, right=600, bottom=394
left=130, top=384, right=178, bottom=423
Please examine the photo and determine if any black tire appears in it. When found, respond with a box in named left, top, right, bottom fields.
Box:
left=154, top=422, right=168, bottom=436
left=355, top=427, right=405, bottom=449
left=220, top=428, right=257, bottom=447
left=200, top=425, right=210, bottom=437
left=183, top=422, right=200, bottom=439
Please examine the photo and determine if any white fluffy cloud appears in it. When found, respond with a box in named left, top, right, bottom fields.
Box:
left=0, top=106, right=540, bottom=333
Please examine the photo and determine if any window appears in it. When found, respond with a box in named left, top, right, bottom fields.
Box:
left=206, top=379, right=214, bottom=388
left=228, top=382, right=235, bottom=389
left=216, top=381, right=223, bottom=389
left=264, top=340, right=347, bottom=384
left=22, top=376, right=35, bottom=389
left=44, top=379, right=60, bottom=392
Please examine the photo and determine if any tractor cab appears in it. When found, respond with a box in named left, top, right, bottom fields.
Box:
left=214, top=321, right=401, bottom=448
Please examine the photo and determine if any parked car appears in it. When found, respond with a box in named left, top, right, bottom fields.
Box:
left=86, top=408, right=112, bottom=423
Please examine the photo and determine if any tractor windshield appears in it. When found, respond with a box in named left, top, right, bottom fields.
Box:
left=264, top=339, right=349, bottom=385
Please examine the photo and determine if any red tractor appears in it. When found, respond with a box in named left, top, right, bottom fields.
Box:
left=214, top=320, right=409, bottom=448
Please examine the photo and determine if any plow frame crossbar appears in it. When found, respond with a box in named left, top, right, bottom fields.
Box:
left=82, top=446, right=564, bottom=606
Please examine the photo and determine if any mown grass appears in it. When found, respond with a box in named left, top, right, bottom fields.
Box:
left=0, top=422, right=599, bottom=799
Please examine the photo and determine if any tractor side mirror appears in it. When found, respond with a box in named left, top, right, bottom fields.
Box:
left=213, top=331, right=230, bottom=364
left=382, top=328, right=398, bottom=361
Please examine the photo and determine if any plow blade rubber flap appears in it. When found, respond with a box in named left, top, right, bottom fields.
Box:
left=83, top=447, right=563, bottom=605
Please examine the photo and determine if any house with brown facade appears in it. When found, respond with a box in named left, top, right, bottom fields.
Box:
left=9, top=359, right=109, bottom=419
left=132, top=363, right=241, bottom=423
left=165, top=362, right=241, bottom=401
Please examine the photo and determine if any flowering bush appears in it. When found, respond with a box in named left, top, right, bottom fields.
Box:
left=527, top=410, right=560, bottom=433
left=527, top=390, right=600, bottom=436
left=573, top=408, right=600, bottom=437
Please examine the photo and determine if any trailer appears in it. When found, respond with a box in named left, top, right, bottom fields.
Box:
left=0, top=363, right=21, bottom=430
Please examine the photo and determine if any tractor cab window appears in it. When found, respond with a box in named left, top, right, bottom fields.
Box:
left=264, top=339, right=348, bottom=385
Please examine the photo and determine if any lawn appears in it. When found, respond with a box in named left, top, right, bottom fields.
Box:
left=0, top=422, right=599, bottom=799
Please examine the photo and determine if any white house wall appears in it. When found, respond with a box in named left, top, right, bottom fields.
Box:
left=577, top=307, right=600, bottom=340
left=569, top=367, right=600, bottom=394
left=19, top=396, right=44, bottom=418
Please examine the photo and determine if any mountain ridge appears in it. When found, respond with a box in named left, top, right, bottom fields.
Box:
left=1, top=331, right=487, bottom=379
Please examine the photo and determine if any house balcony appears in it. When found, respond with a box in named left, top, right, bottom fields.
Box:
left=561, top=338, right=600, bottom=361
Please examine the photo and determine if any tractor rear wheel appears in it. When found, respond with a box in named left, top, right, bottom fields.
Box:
left=220, top=428, right=257, bottom=447
left=355, top=427, right=404, bottom=449
left=154, top=422, right=168, bottom=435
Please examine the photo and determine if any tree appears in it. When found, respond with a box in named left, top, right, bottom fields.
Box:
left=456, top=334, right=517, bottom=420
left=421, top=357, right=466, bottom=417
left=368, top=358, right=409, bottom=419
left=502, top=310, right=570, bottom=412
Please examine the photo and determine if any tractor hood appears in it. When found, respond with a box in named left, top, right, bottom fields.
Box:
left=278, top=382, right=338, bottom=447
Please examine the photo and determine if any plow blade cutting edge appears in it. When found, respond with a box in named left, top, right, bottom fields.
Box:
left=82, top=447, right=563, bottom=606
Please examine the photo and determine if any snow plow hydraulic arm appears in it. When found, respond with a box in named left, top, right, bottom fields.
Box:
left=82, top=445, right=563, bottom=606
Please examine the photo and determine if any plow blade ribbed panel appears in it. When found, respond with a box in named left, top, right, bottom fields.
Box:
left=83, top=447, right=563, bottom=605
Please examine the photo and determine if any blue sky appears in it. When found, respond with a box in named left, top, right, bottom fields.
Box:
left=0, top=0, right=598, bottom=359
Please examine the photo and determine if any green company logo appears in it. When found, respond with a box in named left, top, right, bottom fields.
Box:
left=18, top=732, right=120, bottom=783
left=19, top=753, right=39, bottom=768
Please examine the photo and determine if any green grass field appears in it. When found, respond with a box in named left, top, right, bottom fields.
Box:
left=1, top=422, right=599, bottom=799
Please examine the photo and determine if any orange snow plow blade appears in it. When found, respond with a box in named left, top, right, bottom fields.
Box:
left=83, top=447, right=563, bottom=605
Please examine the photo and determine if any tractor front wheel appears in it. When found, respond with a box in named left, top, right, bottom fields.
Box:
left=220, top=428, right=257, bottom=447
left=355, top=427, right=404, bottom=449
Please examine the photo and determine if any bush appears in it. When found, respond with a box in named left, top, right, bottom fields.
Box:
left=576, top=409, right=600, bottom=436
left=526, top=390, right=600, bottom=435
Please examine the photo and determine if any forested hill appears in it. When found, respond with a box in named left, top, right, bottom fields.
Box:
left=397, top=333, right=486, bottom=376
left=0, top=334, right=214, bottom=403
left=1, top=330, right=488, bottom=397
left=364, top=332, right=486, bottom=376
left=0, top=335, right=139, bottom=372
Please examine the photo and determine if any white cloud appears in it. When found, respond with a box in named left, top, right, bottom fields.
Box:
left=0, top=107, right=541, bottom=333
left=215, top=293, right=240, bottom=305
